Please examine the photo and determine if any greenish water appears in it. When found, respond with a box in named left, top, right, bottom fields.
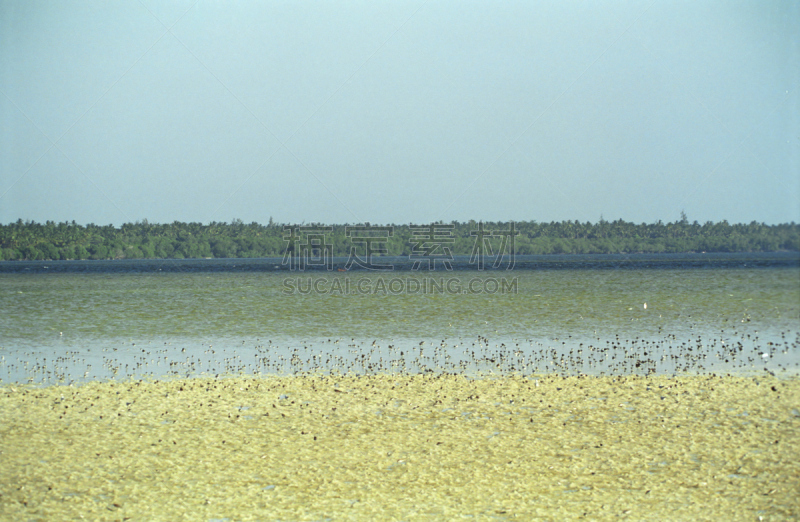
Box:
left=3, top=269, right=797, bottom=340
left=1, top=268, right=798, bottom=383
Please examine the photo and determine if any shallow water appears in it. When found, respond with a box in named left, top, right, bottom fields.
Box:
left=2, top=257, right=800, bottom=520
left=1, top=256, right=798, bottom=384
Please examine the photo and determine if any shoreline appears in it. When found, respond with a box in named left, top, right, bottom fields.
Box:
left=2, top=373, right=798, bottom=520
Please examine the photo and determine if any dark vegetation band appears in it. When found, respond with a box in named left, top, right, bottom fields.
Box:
left=1, top=218, right=798, bottom=261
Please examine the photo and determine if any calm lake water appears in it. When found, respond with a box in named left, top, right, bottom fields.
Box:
left=2, top=254, right=798, bottom=384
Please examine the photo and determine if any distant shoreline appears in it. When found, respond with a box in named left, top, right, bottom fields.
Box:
left=2, top=219, right=798, bottom=261
left=2, top=251, right=798, bottom=273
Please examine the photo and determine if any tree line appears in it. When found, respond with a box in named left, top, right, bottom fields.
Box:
left=0, top=218, right=797, bottom=261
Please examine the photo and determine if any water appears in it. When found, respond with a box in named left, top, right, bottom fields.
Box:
left=1, top=254, right=798, bottom=384
left=2, top=252, right=796, bottom=274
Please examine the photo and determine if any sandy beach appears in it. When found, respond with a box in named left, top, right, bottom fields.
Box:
left=1, top=373, right=798, bottom=520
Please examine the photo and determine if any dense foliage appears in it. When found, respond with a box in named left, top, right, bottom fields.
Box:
left=0, top=218, right=797, bottom=261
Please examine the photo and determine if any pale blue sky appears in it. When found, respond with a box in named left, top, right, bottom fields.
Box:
left=1, top=1, right=798, bottom=226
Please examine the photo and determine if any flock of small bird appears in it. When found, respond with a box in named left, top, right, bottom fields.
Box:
left=1, top=326, right=797, bottom=385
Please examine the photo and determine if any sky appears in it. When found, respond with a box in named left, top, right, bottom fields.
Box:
left=1, top=1, right=798, bottom=227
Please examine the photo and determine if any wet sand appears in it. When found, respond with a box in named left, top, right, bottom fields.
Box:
left=2, top=373, right=798, bottom=520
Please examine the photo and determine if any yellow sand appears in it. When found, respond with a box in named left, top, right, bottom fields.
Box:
left=1, top=374, right=798, bottom=521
